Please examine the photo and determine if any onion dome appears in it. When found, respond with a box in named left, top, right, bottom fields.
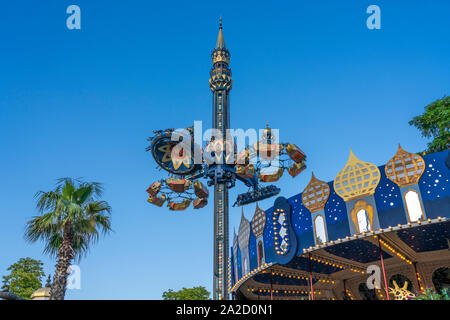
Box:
left=302, top=172, right=330, bottom=213
left=385, top=144, right=425, bottom=187
left=251, top=203, right=266, bottom=238
left=238, top=208, right=250, bottom=249
left=262, top=122, right=273, bottom=141
left=334, top=149, right=381, bottom=202
left=31, top=287, right=51, bottom=300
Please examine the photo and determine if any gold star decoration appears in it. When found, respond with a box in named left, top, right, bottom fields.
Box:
left=388, top=280, right=415, bottom=300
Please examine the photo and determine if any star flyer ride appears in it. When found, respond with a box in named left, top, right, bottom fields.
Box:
left=146, top=125, right=306, bottom=211
left=144, top=19, right=307, bottom=300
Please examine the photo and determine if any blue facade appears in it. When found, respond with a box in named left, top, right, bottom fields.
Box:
left=232, top=150, right=450, bottom=288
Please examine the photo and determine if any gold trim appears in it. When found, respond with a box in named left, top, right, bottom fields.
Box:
left=350, top=200, right=374, bottom=233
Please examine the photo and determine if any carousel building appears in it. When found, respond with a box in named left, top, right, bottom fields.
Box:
left=230, top=148, right=450, bottom=300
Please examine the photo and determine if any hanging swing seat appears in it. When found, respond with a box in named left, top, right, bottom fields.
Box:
left=166, top=178, right=192, bottom=193
left=288, top=161, right=306, bottom=178
left=168, top=199, right=191, bottom=211
left=286, top=143, right=306, bottom=163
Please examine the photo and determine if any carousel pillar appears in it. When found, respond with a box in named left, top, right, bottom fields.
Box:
left=308, top=253, right=315, bottom=300
left=377, top=236, right=390, bottom=300
left=343, top=279, right=347, bottom=300
left=413, top=262, right=424, bottom=293
left=270, top=271, right=273, bottom=300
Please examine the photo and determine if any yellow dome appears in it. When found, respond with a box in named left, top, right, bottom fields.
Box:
left=302, top=172, right=330, bottom=213
left=251, top=203, right=266, bottom=238
left=385, top=144, right=425, bottom=187
left=31, top=287, right=51, bottom=300
left=334, top=149, right=380, bottom=202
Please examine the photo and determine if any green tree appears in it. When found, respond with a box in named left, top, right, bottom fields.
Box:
left=162, top=286, right=211, bottom=300
left=25, top=178, right=112, bottom=300
left=409, top=96, right=450, bottom=154
left=2, top=258, right=45, bottom=300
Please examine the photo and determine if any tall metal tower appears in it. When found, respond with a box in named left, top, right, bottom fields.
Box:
left=145, top=19, right=307, bottom=301
left=209, top=18, right=233, bottom=300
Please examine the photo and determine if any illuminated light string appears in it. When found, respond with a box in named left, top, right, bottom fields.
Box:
left=376, top=288, right=385, bottom=300
left=301, top=217, right=446, bottom=254
left=416, top=272, right=425, bottom=291
left=230, top=262, right=273, bottom=292
left=269, top=270, right=336, bottom=284
left=308, top=255, right=366, bottom=274
left=248, top=287, right=322, bottom=296
left=273, top=208, right=290, bottom=255
left=345, top=289, right=354, bottom=300
left=373, top=235, right=413, bottom=265
left=231, top=218, right=446, bottom=293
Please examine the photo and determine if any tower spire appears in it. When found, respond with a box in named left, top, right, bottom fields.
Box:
left=216, top=17, right=226, bottom=49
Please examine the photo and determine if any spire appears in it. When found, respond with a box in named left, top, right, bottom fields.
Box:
left=215, top=17, right=226, bottom=49
left=45, top=275, right=52, bottom=288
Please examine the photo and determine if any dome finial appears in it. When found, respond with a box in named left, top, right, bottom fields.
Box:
left=348, top=147, right=357, bottom=161
left=215, top=17, right=226, bottom=49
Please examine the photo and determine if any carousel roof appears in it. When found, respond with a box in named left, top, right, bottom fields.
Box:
left=230, top=149, right=450, bottom=299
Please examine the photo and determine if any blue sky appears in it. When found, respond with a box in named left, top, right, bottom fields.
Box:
left=0, top=0, right=449, bottom=299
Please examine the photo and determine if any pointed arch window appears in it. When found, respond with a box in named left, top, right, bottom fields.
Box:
left=257, top=241, right=264, bottom=267
left=357, top=209, right=371, bottom=232
left=350, top=200, right=374, bottom=234
left=242, top=258, right=248, bottom=276
left=313, top=215, right=327, bottom=244
left=404, top=189, right=424, bottom=222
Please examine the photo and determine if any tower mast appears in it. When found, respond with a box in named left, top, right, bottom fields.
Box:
left=209, top=18, right=233, bottom=300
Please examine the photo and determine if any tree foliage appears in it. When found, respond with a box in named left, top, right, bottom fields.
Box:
left=413, top=287, right=449, bottom=300
left=409, top=96, right=450, bottom=154
left=162, top=286, right=211, bottom=300
left=25, top=178, right=112, bottom=300
left=2, top=258, right=45, bottom=300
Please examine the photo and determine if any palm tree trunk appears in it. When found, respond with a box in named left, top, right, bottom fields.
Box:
left=50, top=225, right=74, bottom=300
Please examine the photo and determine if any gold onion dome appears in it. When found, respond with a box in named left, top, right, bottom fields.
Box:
left=302, top=172, right=330, bottom=213
left=262, top=122, right=273, bottom=139
left=385, top=144, right=425, bottom=187
left=238, top=208, right=250, bottom=248
left=334, top=149, right=381, bottom=202
left=251, top=203, right=266, bottom=238
left=31, top=287, right=51, bottom=300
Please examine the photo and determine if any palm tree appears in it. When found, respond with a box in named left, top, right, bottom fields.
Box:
left=25, top=178, right=112, bottom=300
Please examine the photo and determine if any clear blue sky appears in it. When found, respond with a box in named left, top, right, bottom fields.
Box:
left=0, top=0, right=449, bottom=299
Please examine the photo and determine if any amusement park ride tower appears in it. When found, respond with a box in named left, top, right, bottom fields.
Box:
left=209, top=18, right=232, bottom=300
left=145, top=20, right=307, bottom=300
